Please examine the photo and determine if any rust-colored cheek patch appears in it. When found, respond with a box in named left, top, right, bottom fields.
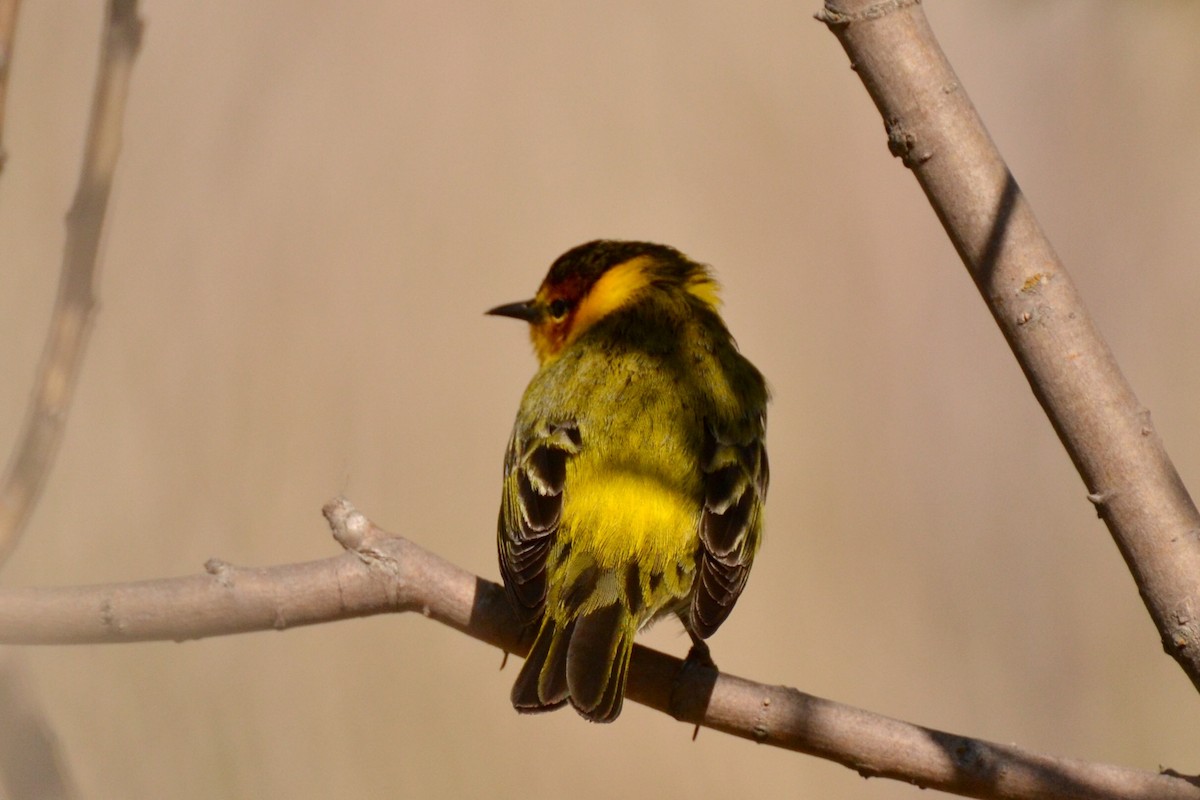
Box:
left=531, top=318, right=573, bottom=364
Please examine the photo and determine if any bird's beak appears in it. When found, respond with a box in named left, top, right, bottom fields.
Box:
left=486, top=300, right=540, bottom=322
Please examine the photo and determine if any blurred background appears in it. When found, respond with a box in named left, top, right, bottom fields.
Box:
left=1, top=2, right=1198, bottom=798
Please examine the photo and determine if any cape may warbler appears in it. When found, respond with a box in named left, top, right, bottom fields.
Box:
left=488, top=240, right=768, bottom=722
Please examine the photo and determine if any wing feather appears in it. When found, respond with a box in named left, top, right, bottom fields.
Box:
left=498, top=421, right=580, bottom=622
left=690, top=417, right=768, bottom=638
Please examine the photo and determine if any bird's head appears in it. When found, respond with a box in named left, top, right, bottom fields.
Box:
left=487, top=240, right=721, bottom=365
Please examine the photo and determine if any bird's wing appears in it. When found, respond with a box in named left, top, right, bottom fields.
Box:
left=690, top=413, right=769, bottom=638
left=498, top=420, right=581, bottom=623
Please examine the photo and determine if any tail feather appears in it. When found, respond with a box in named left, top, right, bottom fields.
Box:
left=566, top=603, right=633, bottom=722
left=511, top=618, right=570, bottom=713
left=511, top=602, right=636, bottom=723
left=591, top=621, right=633, bottom=722
left=537, top=618, right=572, bottom=704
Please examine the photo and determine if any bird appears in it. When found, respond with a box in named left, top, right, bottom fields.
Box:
left=487, top=240, right=768, bottom=722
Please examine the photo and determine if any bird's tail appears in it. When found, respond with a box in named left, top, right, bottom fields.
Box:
left=511, top=602, right=636, bottom=723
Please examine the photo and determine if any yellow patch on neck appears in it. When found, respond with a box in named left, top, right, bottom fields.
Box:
left=684, top=271, right=721, bottom=309
left=567, top=256, right=655, bottom=345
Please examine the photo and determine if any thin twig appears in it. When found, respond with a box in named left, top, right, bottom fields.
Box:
left=0, top=0, right=21, bottom=174
left=817, top=0, right=1200, bottom=693
left=0, top=0, right=143, bottom=568
left=0, top=498, right=1192, bottom=800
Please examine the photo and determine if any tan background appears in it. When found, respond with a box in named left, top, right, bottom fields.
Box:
left=1, top=2, right=1198, bottom=798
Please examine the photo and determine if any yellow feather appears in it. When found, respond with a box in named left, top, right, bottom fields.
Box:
left=684, top=271, right=722, bottom=309
left=566, top=256, right=654, bottom=346
left=561, top=462, right=699, bottom=572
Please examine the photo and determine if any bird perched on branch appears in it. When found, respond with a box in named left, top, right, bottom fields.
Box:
left=488, top=240, right=768, bottom=722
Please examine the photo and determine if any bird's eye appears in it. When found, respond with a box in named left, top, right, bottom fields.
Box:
left=548, top=299, right=570, bottom=320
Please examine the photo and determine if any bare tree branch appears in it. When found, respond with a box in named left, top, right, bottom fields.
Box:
left=0, top=498, right=1193, bottom=800
left=817, top=0, right=1200, bottom=693
left=0, top=5, right=1190, bottom=798
left=0, top=0, right=142, bottom=568
left=0, top=0, right=21, bottom=174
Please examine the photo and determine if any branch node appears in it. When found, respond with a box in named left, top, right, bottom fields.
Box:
left=815, top=0, right=921, bottom=27
left=322, top=497, right=406, bottom=606
left=1139, top=408, right=1155, bottom=437
left=750, top=695, right=773, bottom=743
left=204, top=557, right=235, bottom=587
left=884, top=117, right=932, bottom=168
left=1165, top=603, right=1198, bottom=655
left=100, top=596, right=122, bottom=634
left=324, top=496, right=371, bottom=552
